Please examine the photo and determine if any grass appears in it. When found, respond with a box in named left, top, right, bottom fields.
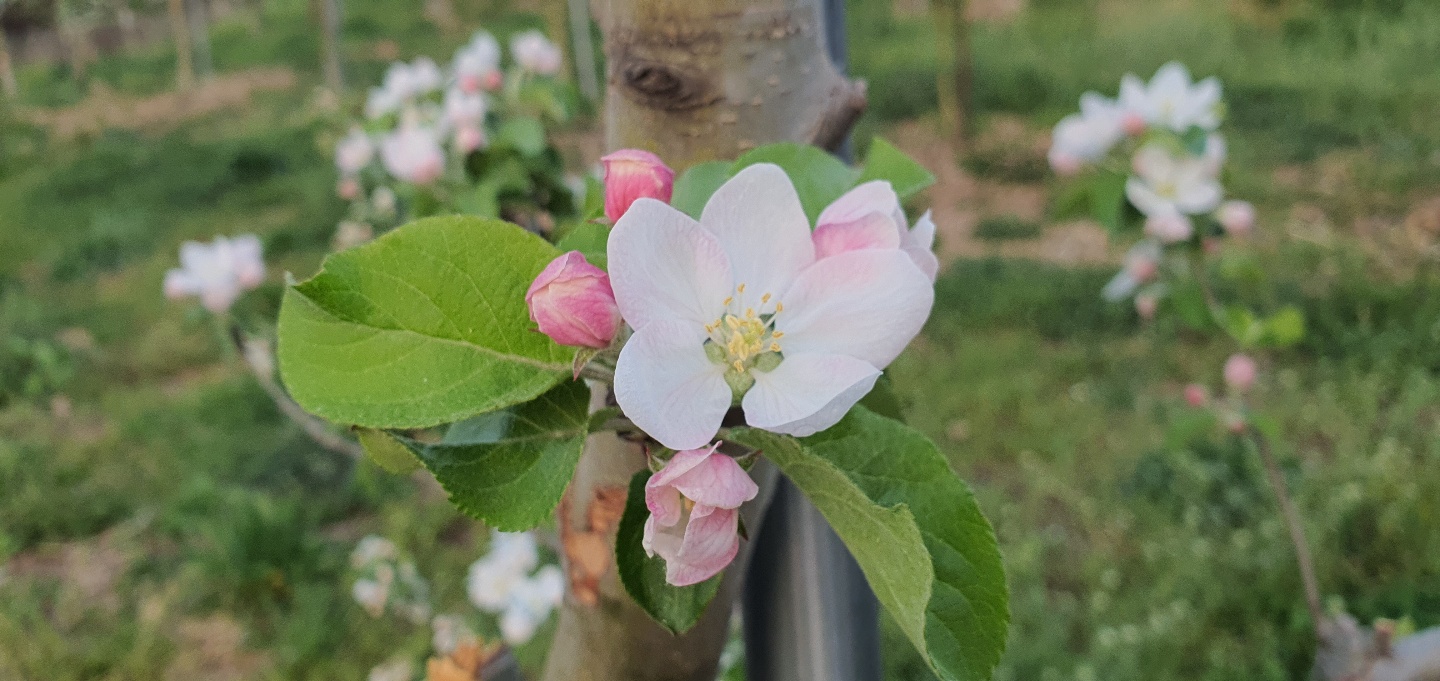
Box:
left=1, top=0, right=1439, bottom=679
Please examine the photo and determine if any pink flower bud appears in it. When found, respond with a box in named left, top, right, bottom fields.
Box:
left=1217, top=200, right=1255, bottom=236
left=1135, top=293, right=1159, bottom=320
left=1224, top=412, right=1248, bottom=434
left=454, top=126, right=485, bottom=154
left=643, top=444, right=759, bottom=587
left=1128, top=256, right=1158, bottom=284
left=1223, top=353, right=1257, bottom=393
left=1144, top=211, right=1194, bottom=244
left=1122, top=112, right=1147, bottom=137
left=525, top=251, right=620, bottom=348
left=600, top=149, right=675, bottom=223
left=337, top=177, right=361, bottom=201
left=1183, top=383, right=1208, bottom=408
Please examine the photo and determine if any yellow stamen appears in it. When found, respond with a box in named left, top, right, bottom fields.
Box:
left=770, top=342, right=781, bottom=352
left=772, top=331, right=785, bottom=338
left=761, top=293, right=772, bottom=303
left=745, top=308, right=755, bottom=318
left=775, top=302, right=784, bottom=313
left=737, top=283, right=746, bottom=293
left=723, top=296, right=733, bottom=306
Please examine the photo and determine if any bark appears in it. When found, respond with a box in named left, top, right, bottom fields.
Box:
left=931, top=0, right=970, bottom=155
left=168, top=0, right=195, bottom=89
left=599, top=0, right=866, bottom=167
left=539, top=2, right=865, bottom=679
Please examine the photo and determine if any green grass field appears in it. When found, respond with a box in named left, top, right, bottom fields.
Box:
left=2, top=0, right=1438, bottom=679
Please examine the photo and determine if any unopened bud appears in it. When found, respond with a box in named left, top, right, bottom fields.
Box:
left=1223, top=353, right=1257, bottom=393
left=601, top=149, right=675, bottom=222
left=525, top=251, right=620, bottom=349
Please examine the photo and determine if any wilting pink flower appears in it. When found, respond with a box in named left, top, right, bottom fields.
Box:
left=1184, top=383, right=1209, bottom=407
left=526, top=251, right=620, bottom=349
left=510, top=30, right=563, bottom=76
left=601, top=149, right=675, bottom=223
left=643, top=445, right=759, bottom=587
left=335, top=127, right=374, bottom=176
left=1224, top=354, right=1257, bottom=393
left=609, top=164, right=934, bottom=450
left=810, top=181, right=939, bottom=281
left=380, top=125, right=445, bottom=185
left=1217, top=200, right=1255, bottom=236
left=1134, top=293, right=1159, bottom=320
left=164, top=234, right=265, bottom=313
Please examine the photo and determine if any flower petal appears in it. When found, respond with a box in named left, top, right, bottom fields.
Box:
left=812, top=212, right=901, bottom=260
left=773, top=249, right=934, bottom=368
left=667, top=506, right=741, bottom=586
left=1125, top=178, right=1172, bottom=218
left=742, top=353, right=880, bottom=437
left=670, top=451, right=759, bottom=510
left=614, top=320, right=731, bottom=450
left=609, top=198, right=733, bottom=329
left=700, top=164, right=815, bottom=304
left=902, top=211, right=940, bottom=281
left=817, top=180, right=900, bottom=228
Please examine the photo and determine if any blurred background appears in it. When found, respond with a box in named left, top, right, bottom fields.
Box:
left=2, top=0, right=1439, bottom=679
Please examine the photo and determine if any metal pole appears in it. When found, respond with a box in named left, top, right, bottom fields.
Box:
left=742, top=1, right=882, bottom=679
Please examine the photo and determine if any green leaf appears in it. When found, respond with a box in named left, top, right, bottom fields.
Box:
left=732, top=143, right=861, bottom=223
left=1181, top=126, right=1209, bottom=156
left=277, top=215, right=574, bottom=429
left=858, top=137, right=936, bottom=200
left=859, top=372, right=907, bottom=422
left=670, top=161, right=732, bottom=220
left=1089, top=170, right=1128, bottom=233
left=1050, top=179, right=1091, bottom=222
left=402, top=380, right=591, bottom=530
left=1168, top=280, right=1215, bottom=331
left=1221, top=304, right=1263, bottom=346
left=1164, top=410, right=1219, bottom=450
left=495, top=117, right=547, bottom=157
left=730, top=408, right=1009, bottom=681
left=580, top=175, right=605, bottom=222
left=555, top=222, right=609, bottom=269
left=356, top=428, right=420, bottom=474
left=1260, top=306, right=1306, bottom=348
left=614, top=469, right=723, bottom=633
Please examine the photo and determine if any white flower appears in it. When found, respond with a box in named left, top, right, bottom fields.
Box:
left=163, top=234, right=265, bottom=313
left=498, top=565, right=564, bottom=646
left=466, top=531, right=539, bottom=612
left=372, top=186, right=397, bottom=215
left=510, top=30, right=563, bottom=76
left=367, top=58, right=444, bottom=118
left=1119, top=62, right=1222, bottom=133
left=810, top=181, right=938, bottom=281
left=1048, top=92, right=1125, bottom=171
left=380, top=124, right=445, bottom=185
left=609, top=164, right=935, bottom=450
left=443, top=88, right=487, bottom=128
left=455, top=31, right=503, bottom=92
left=1102, top=240, right=1162, bottom=302
left=335, top=127, right=374, bottom=176
left=1125, top=143, right=1223, bottom=220
left=367, top=658, right=413, bottom=681
left=1143, top=209, right=1195, bottom=244
left=350, top=535, right=399, bottom=569
left=431, top=614, right=477, bottom=656
left=353, top=575, right=391, bottom=618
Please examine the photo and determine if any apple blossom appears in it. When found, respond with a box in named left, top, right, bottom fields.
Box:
left=335, top=127, right=374, bottom=176
left=1218, top=200, right=1255, bottom=236
left=1120, top=62, right=1222, bottom=133
left=510, top=30, right=563, bottom=76
left=337, top=177, right=361, bottom=201
left=1135, top=293, right=1159, bottom=320
left=601, top=149, right=675, bottom=223
left=643, top=444, right=759, bottom=586
left=454, top=125, right=485, bottom=154
left=1144, top=209, right=1195, bottom=244
left=810, top=180, right=939, bottom=281
left=609, top=164, right=935, bottom=450
left=466, top=531, right=562, bottom=645
left=454, top=31, right=502, bottom=93
left=380, top=124, right=445, bottom=185
left=351, top=535, right=399, bottom=569
left=1224, top=353, right=1257, bottom=393
left=497, top=565, right=564, bottom=645
left=1102, top=240, right=1162, bottom=301
left=164, top=234, right=265, bottom=313
left=372, top=186, right=397, bottom=216
left=443, top=88, right=487, bottom=128
left=1126, top=143, right=1223, bottom=222
left=526, top=251, right=620, bottom=348
left=1048, top=92, right=1125, bottom=171
left=332, top=221, right=373, bottom=251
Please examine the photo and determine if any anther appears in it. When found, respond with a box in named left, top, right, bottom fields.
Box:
left=761, top=293, right=772, bottom=303
left=737, top=283, right=747, bottom=293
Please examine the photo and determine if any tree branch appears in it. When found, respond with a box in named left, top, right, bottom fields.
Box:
left=1247, top=427, right=1324, bottom=633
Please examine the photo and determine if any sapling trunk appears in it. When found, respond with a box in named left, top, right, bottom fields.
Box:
left=0, top=16, right=16, bottom=99
left=168, top=0, right=196, bottom=89
left=539, top=1, right=866, bottom=679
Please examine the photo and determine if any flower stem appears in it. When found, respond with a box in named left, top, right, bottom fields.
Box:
left=1246, top=427, right=1324, bottom=634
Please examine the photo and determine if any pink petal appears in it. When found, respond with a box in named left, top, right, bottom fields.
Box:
left=773, top=249, right=934, bottom=369
left=613, top=320, right=732, bottom=451
left=817, top=181, right=900, bottom=228
left=669, top=451, right=759, bottom=510
left=609, top=199, right=733, bottom=330
left=666, top=506, right=741, bottom=587
left=699, top=164, right=814, bottom=304
left=741, top=353, right=880, bottom=437
left=812, top=212, right=901, bottom=260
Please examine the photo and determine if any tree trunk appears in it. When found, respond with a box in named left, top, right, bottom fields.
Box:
left=931, top=0, right=970, bottom=155
left=0, top=23, right=16, bottom=99
left=168, top=0, right=195, bottom=89
left=566, top=0, right=600, bottom=102
left=320, top=0, right=343, bottom=92
left=539, top=3, right=866, bottom=680
left=599, top=0, right=866, bottom=167
left=186, top=0, right=214, bottom=80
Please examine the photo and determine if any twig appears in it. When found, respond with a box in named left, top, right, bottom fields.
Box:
left=1247, top=427, right=1325, bottom=633
left=230, top=328, right=364, bottom=459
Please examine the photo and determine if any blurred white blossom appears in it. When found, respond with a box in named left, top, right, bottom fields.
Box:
left=163, top=234, right=265, bottom=313
left=510, top=30, right=563, bottom=76
left=466, top=530, right=563, bottom=646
